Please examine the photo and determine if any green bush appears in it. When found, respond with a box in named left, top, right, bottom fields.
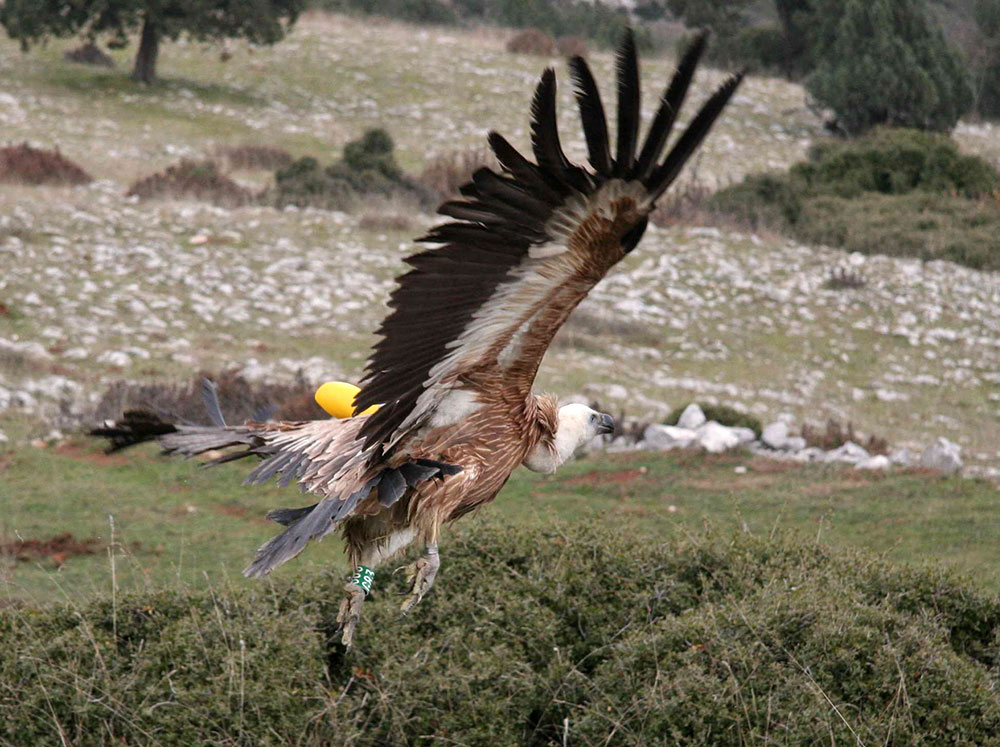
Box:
left=271, top=128, right=432, bottom=210
left=707, top=128, right=1000, bottom=270
left=796, top=192, right=1000, bottom=270
left=665, top=402, right=763, bottom=438
left=805, top=0, right=972, bottom=135
left=6, top=522, right=999, bottom=744
left=794, top=129, right=1000, bottom=198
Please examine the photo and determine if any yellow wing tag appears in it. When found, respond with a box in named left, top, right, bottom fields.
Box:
left=315, top=381, right=380, bottom=418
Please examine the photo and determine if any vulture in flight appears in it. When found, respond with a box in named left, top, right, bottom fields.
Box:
left=93, top=31, right=742, bottom=647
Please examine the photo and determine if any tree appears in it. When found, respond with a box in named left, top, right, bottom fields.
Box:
left=805, top=0, right=972, bottom=135
left=971, top=0, right=1000, bottom=118
left=0, top=0, right=304, bottom=84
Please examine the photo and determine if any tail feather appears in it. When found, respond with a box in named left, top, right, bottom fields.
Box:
left=90, top=410, right=178, bottom=453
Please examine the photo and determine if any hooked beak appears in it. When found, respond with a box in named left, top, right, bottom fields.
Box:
left=596, top=413, right=615, bottom=435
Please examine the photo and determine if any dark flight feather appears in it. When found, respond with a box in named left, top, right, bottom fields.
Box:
left=634, top=32, right=707, bottom=181
left=614, top=28, right=640, bottom=177
left=569, top=56, right=613, bottom=176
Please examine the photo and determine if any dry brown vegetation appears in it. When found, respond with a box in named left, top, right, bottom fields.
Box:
left=93, top=368, right=326, bottom=426
left=556, top=35, right=587, bottom=58
left=62, top=42, right=114, bottom=68
left=0, top=143, right=93, bottom=186
left=126, top=159, right=255, bottom=206
left=416, top=145, right=499, bottom=202
left=801, top=418, right=890, bottom=455
left=505, top=28, right=556, bottom=55
left=214, top=144, right=293, bottom=171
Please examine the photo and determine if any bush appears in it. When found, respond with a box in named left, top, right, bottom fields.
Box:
left=3, top=524, right=1000, bottom=743
left=793, top=129, right=1000, bottom=199
left=214, top=144, right=293, bottom=171
left=707, top=128, right=1000, bottom=270
left=271, top=128, right=433, bottom=210
left=505, top=27, right=556, bottom=55
left=126, top=159, right=255, bottom=206
left=416, top=145, right=498, bottom=201
left=805, top=0, right=972, bottom=135
left=556, top=34, right=587, bottom=57
left=796, top=192, right=1000, bottom=270
left=0, top=143, right=92, bottom=186
left=62, top=41, right=115, bottom=67
left=93, top=369, right=326, bottom=426
left=665, top=402, right=763, bottom=438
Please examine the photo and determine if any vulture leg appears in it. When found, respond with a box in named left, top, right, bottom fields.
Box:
left=400, top=543, right=440, bottom=615
left=336, top=582, right=367, bottom=648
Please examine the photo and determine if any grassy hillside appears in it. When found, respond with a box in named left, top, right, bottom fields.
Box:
left=4, top=440, right=1000, bottom=605
left=1, top=13, right=998, bottom=477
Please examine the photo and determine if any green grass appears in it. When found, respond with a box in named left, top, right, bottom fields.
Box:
left=4, top=441, right=1000, bottom=606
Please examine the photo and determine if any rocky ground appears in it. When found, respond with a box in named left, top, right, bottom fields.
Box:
left=1, top=12, right=998, bottom=479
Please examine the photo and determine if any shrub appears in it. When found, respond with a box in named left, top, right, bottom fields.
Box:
left=795, top=191, right=1000, bottom=270
left=126, top=159, right=255, bottom=206
left=556, top=34, right=587, bottom=57
left=665, top=402, right=763, bottom=438
left=62, top=41, right=115, bottom=67
left=0, top=143, right=92, bottom=186
left=93, top=369, right=325, bottom=426
left=801, top=418, right=889, bottom=455
left=824, top=265, right=867, bottom=290
left=794, top=128, right=1000, bottom=199
left=707, top=128, right=1000, bottom=270
left=805, top=0, right=972, bottom=135
left=271, top=128, right=433, bottom=210
left=505, top=27, right=556, bottom=55
left=214, top=144, right=293, bottom=171
left=3, top=524, right=1000, bottom=743
left=416, top=145, right=498, bottom=202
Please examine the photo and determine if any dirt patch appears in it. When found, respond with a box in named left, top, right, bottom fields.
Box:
left=216, top=502, right=270, bottom=524
left=681, top=474, right=783, bottom=492
left=55, top=442, right=130, bottom=466
left=566, top=468, right=648, bottom=487
left=1, top=532, right=102, bottom=567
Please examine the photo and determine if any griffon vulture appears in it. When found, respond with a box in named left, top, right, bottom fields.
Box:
left=93, top=31, right=742, bottom=646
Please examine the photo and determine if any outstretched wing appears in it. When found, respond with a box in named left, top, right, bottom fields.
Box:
left=356, top=31, right=742, bottom=457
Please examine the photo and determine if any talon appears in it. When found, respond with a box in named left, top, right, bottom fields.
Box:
left=399, top=552, right=440, bottom=615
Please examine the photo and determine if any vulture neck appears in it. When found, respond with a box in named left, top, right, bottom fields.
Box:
left=522, top=395, right=577, bottom=474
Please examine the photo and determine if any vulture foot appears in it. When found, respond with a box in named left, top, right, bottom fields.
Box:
left=336, top=582, right=367, bottom=648
left=400, top=545, right=439, bottom=615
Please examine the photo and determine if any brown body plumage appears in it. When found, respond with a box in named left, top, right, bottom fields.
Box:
left=92, top=30, right=742, bottom=646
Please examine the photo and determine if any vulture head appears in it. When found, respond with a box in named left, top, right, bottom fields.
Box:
left=523, top=403, right=614, bottom=474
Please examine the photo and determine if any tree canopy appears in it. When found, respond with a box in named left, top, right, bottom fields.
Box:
left=0, top=0, right=304, bottom=83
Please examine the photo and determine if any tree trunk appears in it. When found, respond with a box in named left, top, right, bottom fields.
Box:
left=131, top=15, right=159, bottom=84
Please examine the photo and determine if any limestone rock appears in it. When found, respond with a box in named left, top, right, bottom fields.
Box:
left=919, top=438, right=962, bottom=473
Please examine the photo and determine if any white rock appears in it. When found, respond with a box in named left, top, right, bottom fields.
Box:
left=643, top=424, right=697, bottom=451
left=783, top=436, right=807, bottom=452
left=730, top=427, right=757, bottom=444
left=825, top=441, right=870, bottom=464
left=761, top=421, right=789, bottom=449
left=677, top=403, right=706, bottom=430
left=97, top=350, right=130, bottom=367
left=697, top=421, right=741, bottom=453
left=856, top=455, right=890, bottom=470
left=0, top=430, right=8, bottom=444
left=888, top=448, right=914, bottom=467
left=604, top=384, right=629, bottom=400
left=920, top=438, right=962, bottom=473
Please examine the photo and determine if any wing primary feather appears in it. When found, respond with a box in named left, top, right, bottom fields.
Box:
left=487, top=131, right=568, bottom=202
left=569, top=56, right=613, bottom=176
left=530, top=68, right=590, bottom=193
left=613, top=28, right=640, bottom=178
left=648, top=71, right=744, bottom=203
left=634, top=31, right=707, bottom=182
left=378, top=468, right=407, bottom=507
